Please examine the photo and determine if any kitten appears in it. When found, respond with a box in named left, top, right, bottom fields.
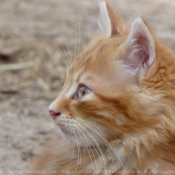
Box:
left=29, top=1, right=175, bottom=175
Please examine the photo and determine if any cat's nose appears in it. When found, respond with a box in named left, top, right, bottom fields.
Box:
left=49, top=110, right=61, bottom=120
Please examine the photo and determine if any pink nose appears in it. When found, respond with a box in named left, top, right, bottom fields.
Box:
left=49, top=110, right=61, bottom=120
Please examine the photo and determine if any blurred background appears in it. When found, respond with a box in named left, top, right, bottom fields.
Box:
left=0, top=0, right=175, bottom=173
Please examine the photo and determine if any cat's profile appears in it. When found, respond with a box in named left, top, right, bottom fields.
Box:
left=29, top=1, right=175, bottom=175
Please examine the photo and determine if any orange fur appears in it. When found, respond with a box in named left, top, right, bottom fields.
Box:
left=29, top=2, right=175, bottom=175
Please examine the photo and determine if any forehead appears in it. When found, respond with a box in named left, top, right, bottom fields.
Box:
left=68, top=37, right=125, bottom=82
left=62, top=36, right=135, bottom=97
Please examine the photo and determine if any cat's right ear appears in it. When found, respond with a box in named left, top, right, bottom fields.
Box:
left=121, top=18, right=156, bottom=79
left=98, top=1, right=127, bottom=37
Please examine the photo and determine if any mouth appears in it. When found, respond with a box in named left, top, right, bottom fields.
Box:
left=58, top=124, right=76, bottom=137
left=57, top=124, right=108, bottom=149
left=61, top=128, right=74, bottom=137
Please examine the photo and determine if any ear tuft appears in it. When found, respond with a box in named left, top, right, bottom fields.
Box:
left=124, top=18, right=155, bottom=76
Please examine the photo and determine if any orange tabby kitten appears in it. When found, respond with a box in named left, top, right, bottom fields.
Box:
left=29, top=2, right=175, bottom=175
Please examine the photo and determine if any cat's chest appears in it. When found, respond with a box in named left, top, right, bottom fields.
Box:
left=56, top=143, right=124, bottom=175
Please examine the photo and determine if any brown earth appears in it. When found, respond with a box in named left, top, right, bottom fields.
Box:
left=0, top=0, right=175, bottom=174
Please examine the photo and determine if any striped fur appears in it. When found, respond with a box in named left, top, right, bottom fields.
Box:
left=30, top=2, right=175, bottom=175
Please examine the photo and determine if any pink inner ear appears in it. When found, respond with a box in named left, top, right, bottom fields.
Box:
left=125, top=18, right=155, bottom=74
left=131, top=36, right=150, bottom=68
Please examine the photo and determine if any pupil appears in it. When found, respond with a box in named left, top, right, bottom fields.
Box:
left=82, top=89, right=85, bottom=95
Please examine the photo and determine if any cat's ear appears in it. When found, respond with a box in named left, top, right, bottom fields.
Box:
left=98, top=1, right=127, bottom=37
left=123, top=18, right=155, bottom=77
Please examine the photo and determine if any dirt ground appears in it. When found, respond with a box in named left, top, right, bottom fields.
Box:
left=1, top=0, right=175, bottom=174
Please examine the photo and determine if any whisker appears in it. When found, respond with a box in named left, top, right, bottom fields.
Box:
left=74, top=1, right=78, bottom=58
left=63, top=34, right=73, bottom=64
left=78, top=118, right=125, bottom=171
left=126, top=123, right=147, bottom=136
left=52, top=34, right=71, bottom=66
left=77, top=120, right=109, bottom=175
left=68, top=126, right=76, bottom=161
left=77, top=1, right=81, bottom=56
left=75, top=125, right=96, bottom=172
left=41, top=41, right=69, bottom=67
left=73, top=126, right=82, bottom=172
left=79, top=126, right=109, bottom=174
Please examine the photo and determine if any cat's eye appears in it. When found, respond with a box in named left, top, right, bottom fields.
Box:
left=78, top=86, right=91, bottom=98
left=71, top=84, right=92, bottom=100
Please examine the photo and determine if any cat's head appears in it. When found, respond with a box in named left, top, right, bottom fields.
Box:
left=49, top=2, right=175, bottom=148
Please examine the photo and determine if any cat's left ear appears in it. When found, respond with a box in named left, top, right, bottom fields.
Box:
left=98, top=1, right=127, bottom=37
